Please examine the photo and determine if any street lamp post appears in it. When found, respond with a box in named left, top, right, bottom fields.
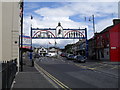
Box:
left=30, top=16, right=34, bottom=67
left=88, top=15, right=96, bottom=59
left=92, top=15, right=95, bottom=36
left=89, top=15, right=95, bottom=35
left=92, top=15, right=96, bottom=59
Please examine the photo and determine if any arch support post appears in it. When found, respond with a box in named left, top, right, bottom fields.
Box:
left=30, top=27, right=34, bottom=67
left=85, top=28, right=88, bottom=58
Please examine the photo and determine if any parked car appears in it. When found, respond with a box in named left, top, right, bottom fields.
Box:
left=34, top=53, right=40, bottom=58
left=67, top=54, right=75, bottom=60
left=46, top=53, right=57, bottom=57
left=46, top=54, right=51, bottom=57
left=74, top=55, right=87, bottom=63
left=60, top=53, right=66, bottom=57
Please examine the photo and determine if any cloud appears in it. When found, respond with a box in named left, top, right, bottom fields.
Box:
left=95, top=18, right=114, bottom=33
left=23, top=2, right=118, bottom=48
left=35, top=7, right=74, bottom=17
left=24, top=0, right=120, bottom=2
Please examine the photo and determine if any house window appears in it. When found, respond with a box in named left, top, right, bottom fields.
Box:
left=107, top=51, right=109, bottom=55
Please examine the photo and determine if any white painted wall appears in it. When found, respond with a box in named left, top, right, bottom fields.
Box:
left=0, top=1, right=2, bottom=90
left=2, top=2, right=13, bottom=61
left=0, top=1, right=2, bottom=62
left=0, top=1, right=20, bottom=89
left=2, top=2, right=20, bottom=61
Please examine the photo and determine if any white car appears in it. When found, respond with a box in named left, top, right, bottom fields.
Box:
left=48, top=53, right=57, bottom=57
left=46, top=54, right=51, bottom=57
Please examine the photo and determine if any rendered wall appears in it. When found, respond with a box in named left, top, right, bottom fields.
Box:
left=110, top=23, right=120, bottom=62
left=2, top=2, right=20, bottom=61
left=0, top=1, right=2, bottom=90
left=0, top=1, right=2, bottom=62
left=2, top=2, right=13, bottom=61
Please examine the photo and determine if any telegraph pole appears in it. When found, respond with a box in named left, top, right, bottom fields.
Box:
left=92, top=15, right=95, bottom=36
left=92, top=15, right=96, bottom=59
left=87, top=14, right=96, bottom=59
left=30, top=16, right=34, bottom=67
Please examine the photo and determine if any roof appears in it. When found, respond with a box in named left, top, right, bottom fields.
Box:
left=49, top=47, right=59, bottom=49
left=100, top=25, right=113, bottom=34
left=88, top=19, right=120, bottom=40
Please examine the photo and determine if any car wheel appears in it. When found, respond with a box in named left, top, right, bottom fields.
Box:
left=82, top=61, right=86, bottom=63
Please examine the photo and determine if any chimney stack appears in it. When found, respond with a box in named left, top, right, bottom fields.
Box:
left=113, top=19, right=120, bottom=25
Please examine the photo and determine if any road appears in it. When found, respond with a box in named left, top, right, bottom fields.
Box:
left=35, top=56, right=118, bottom=88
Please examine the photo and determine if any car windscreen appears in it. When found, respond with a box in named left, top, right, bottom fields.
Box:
left=77, top=56, right=84, bottom=59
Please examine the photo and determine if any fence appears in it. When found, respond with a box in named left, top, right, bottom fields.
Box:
left=2, top=59, right=17, bottom=89
left=0, top=63, right=2, bottom=90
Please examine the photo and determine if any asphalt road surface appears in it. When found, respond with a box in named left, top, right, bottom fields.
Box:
left=35, top=57, right=118, bottom=88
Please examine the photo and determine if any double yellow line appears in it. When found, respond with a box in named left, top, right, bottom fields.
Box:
left=35, top=63, right=72, bottom=90
left=74, top=64, right=95, bottom=70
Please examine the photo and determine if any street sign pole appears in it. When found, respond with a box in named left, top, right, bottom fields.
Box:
left=30, top=25, right=33, bottom=66
left=20, top=1, right=24, bottom=72
left=85, top=28, right=88, bottom=58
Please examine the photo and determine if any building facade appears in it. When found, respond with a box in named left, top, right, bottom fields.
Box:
left=88, top=38, right=95, bottom=60
left=95, top=26, right=112, bottom=60
left=38, top=47, right=48, bottom=56
left=0, top=1, right=21, bottom=62
left=109, top=19, right=120, bottom=62
left=71, top=39, right=86, bottom=56
left=0, top=1, right=22, bottom=89
left=88, top=19, right=120, bottom=62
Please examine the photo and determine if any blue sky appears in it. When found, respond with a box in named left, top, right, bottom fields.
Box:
left=23, top=1, right=118, bottom=48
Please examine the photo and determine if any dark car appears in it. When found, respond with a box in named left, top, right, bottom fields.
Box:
left=75, top=55, right=87, bottom=63
left=60, top=53, right=66, bottom=57
left=67, top=54, right=75, bottom=60
left=34, top=53, right=40, bottom=58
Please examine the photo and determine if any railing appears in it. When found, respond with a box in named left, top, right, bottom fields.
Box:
left=2, top=59, right=17, bottom=89
left=0, top=63, right=2, bottom=90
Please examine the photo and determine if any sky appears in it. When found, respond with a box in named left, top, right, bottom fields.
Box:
left=23, top=0, right=118, bottom=48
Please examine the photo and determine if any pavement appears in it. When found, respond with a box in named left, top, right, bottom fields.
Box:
left=12, top=58, right=55, bottom=89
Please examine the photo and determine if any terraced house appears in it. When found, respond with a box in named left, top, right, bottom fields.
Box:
left=88, top=19, right=120, bottom=62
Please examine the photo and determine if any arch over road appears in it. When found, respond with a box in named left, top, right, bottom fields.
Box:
left=64, top=30, right=85, bottom=38
left=33, top=30, right=56, bottom=38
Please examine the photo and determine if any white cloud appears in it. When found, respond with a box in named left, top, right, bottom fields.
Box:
left=23, top=2, right=118, bottom=48
left=24, top=0, right=120, bottom=2
left=95, top=18, right=114, bottom=33
left=35, top=7, right=74, bottom=17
